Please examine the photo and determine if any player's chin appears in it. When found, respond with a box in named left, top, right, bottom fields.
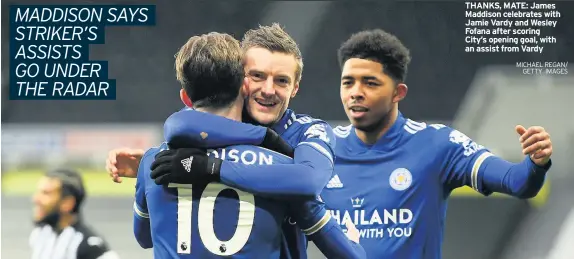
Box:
left=250, top=110, right=279, bottom=126
left=348, top=117, right=363, bottom=127
left=347, top=113, right=367, bottom=127
left=32, top=210, right=45, bottom=222
left=350, top=118, right=376, bottom=132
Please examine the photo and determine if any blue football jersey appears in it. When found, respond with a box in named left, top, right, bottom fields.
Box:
left=321, top=113, right=493, bottom=259
left=135, top=143, right=294, bottom=258
left=139, top=108, right=347, bottom=259
left=270, top=109, right=334, bottom=152
left=268, top=109, right=336, bottom=259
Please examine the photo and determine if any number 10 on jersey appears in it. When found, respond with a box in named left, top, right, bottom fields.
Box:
left=168, top=183, right=256, bottom=256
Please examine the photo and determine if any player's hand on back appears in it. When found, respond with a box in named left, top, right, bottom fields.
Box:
left=106, top=148, right=144, bottom=183
left=150, top=148, right=222, bottom=185
left=516, top=125, right=552, bottom=167
left=344, top=220, right=361, bottom=244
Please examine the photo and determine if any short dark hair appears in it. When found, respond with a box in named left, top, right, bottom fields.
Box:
left=46, top=168, right=85, bottom=214
left=175, top=32, right=244, bottom=109
left=338, top=29, right=411, bottom=83
left=241, top=23, right=303, bottom=83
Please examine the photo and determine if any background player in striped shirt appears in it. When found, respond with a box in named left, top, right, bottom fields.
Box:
left=30, top=168, right=119, bottom=259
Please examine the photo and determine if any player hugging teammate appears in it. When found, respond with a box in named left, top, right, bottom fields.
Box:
left=107, top=25, right=553, bottom=259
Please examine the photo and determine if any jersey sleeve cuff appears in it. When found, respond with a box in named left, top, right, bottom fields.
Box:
left=133, top=202, right=149, bottom=219
left=471, top=151, right=494, bottom=196
left=302, top=211, right=331, bottom=236
left=528, top=157, right=552, bottom=175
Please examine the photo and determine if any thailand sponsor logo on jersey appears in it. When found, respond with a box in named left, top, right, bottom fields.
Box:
left=328, top=197, right=413, bottom=239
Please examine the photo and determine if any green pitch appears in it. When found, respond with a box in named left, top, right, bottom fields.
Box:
left=2, top=169, right=137, bottom=196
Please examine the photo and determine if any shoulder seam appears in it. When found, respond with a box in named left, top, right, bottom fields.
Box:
left=403, top=119, right=427, bottom=134
left=142, top=143, right=167, bottom=160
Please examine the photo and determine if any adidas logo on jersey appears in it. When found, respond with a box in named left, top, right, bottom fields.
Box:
left=181, top=156, right=193, bottom=172
left=326, top=175, right=343, bottom=188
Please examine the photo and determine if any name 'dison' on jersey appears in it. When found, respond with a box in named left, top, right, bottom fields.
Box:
left=321, top=113, right=490, bottom=258
left=140, top=143, right=294, bottom=259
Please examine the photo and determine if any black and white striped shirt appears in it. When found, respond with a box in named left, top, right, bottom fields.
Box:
left=29, top=222, right=119, bottom=259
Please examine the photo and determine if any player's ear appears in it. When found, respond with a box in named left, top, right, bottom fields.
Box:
left=291, top=82, right=299, bottom=98
left=241, top=77, right=250, bottom=98
left=393, top=83, right=408, bottom=103
left=180, top=89, right=193, bottom=107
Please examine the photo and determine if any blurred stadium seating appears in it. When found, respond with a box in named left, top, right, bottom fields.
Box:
left=2, top=1, right=574, bottom=258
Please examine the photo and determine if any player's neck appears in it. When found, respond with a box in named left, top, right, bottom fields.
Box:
left=355, top=108, right=398, bottom=145
left=57, top=214, right=78, bottom=231
left=195, top=97, right=244, bottom=122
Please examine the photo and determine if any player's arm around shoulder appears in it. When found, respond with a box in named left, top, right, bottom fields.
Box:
left=433, top=124, right=552, bottom=198
left=173, top=117, right=336, bottom=198
left=106, top=147, right=145, bottom=183
left=293, top=117, right=337, bottom=192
